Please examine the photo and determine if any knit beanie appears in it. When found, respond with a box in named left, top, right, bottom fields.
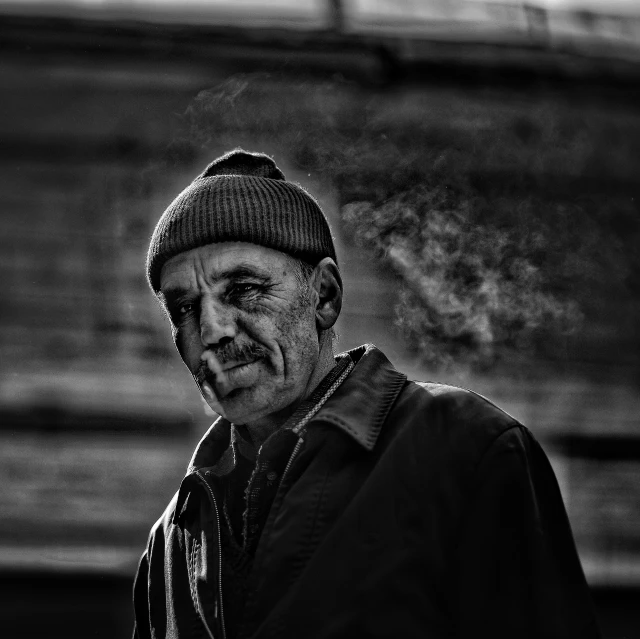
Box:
left=146, top=149, right=337, bottom=293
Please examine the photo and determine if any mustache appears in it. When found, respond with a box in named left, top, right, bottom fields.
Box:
left=195, top=342, right=267, bottom=384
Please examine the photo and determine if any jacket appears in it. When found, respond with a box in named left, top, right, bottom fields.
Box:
left=133, top=344, right=601, bottom=639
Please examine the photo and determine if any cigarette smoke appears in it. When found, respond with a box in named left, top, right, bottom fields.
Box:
left=343, top=188, right=584, bottom=370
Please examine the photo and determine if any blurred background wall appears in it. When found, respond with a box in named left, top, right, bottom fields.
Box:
left=1, top=1, right=639, bottom=637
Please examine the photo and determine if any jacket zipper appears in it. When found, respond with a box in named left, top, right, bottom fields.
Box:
left=280, top=360, right=352, bottom=482
left=281, top=436, right=304, bottom=481
left=194, top=470, right=227, bottom=639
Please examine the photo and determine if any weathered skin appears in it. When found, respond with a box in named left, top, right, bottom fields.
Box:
left=159, top=241, right=341, bottom=447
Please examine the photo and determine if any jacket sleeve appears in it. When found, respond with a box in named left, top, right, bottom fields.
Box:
left=453, top=425, right=601, bottom=639
left=132, top=548, right=152, bottom=639
left=131, top=491, right=179, bottom=639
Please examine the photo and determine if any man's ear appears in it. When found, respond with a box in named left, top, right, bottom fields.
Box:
left=311, top=258, right=342, bottom=331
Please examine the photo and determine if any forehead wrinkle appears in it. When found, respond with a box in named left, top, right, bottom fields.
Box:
left=160, top=243, right=296, bottom=302
left=159, top=282, right=192, bottom=307
left=207, top=262, right=276, bottom=284
left=163, top=259, right=271, bottom=289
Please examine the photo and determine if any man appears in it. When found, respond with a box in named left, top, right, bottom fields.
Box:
left=133, top=149, right=600, bottom=639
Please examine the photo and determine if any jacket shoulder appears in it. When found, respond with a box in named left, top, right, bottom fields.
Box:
left=388, top=378, right=526, bottom=459
left=403, top=379, right=520, bottom=423
left=146, top=489, right=180, bottom=547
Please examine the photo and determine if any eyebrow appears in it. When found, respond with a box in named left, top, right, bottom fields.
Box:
left=216, top=264, right=272, bottom=282
left=160, top=263, right=273, bottom=304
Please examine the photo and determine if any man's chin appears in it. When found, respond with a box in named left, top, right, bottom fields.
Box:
left=216, top=398, right=265, bottom=426
left=209, top=382, right=264, bottom=422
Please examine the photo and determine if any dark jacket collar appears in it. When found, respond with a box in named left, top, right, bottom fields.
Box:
left=313, top=344, right=407, bottom=451
left=187, top=344, right=406, bottom=472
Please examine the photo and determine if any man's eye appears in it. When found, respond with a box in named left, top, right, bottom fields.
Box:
left=229, top=283, right=261, bottom=298
left=177, top=303, right=194, bottom=317
left=234, top=284, right=255, bottom=294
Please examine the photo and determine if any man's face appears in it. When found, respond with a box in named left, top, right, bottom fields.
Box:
left=159, top=242, right=321, bottom=426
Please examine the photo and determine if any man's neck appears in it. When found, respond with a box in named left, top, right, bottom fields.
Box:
left=240, top=343, right=337, bottom=450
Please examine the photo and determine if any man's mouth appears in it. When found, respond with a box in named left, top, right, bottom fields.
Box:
left=197, top=355, right=262, bottom=401
left=221, top=359, right=257, bottom=373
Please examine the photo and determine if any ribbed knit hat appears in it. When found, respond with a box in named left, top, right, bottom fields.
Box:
left=146, top=149, right=337, bottom=293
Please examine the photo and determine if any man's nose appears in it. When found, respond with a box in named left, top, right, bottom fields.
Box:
left=199, top=297, right=236, bottom=347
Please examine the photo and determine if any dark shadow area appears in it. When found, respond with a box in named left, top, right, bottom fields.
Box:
left=0, top=571, right=636, bottom=639
left=0, top=571, right=134, bottom=639
left=592, top=587, right=640, bottom=639
left=2, top=13, right=640, bottom=96
left=0, top=406, right=194, bottom=436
